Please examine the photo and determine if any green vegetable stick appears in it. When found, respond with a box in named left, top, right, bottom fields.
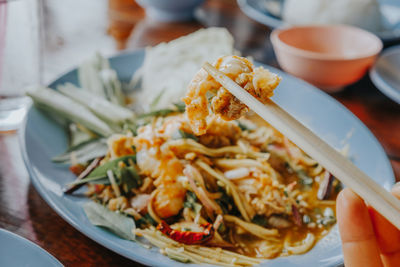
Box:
left=57, top=83, right=134, bottom=124
left=27, top=87, right=113, bottom=137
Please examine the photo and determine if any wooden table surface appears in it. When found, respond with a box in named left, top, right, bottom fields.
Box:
left=1, top=0, right=399, bottom=266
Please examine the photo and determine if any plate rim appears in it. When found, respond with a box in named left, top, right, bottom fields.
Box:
left=237, top=0, right=285, bottom=29
left=370, top=44, right=400, bottom=104
left=0, top=229, right=63, bottom=267
left=20, top=49, right=395, bottom=267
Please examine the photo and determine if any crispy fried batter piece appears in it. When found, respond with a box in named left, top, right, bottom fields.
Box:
left=183, top=55, right=281, bottom=135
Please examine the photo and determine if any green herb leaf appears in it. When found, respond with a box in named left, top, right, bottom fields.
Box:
left=73, top=155, right=137, bottom=185
left=216, top=189, right=236, bottom=215
left=236, top=120, right=256, bottom=131
left=323, top=207, right=334, bottom=217
left=237, top=121, right=248, bottom=131
left=137, top=102, right=185, bottom=119
left=122, top=121, right=139, bottom=136
left=206, top=91, right=215, bottom=104
left=52, top=138, right=108, bottom=164
left=321, top=216, right=336, bottom=226
left=87, top=155, right=137, bottom=180
left=334, top=180, right=342, bottom=193
left=116, top=165, right=142, bottom=193
left=173, top=102, right=186, bottom=112
left=137, top=108, right=176, bottom=118
left=83, top=201, right=135, bottom=241
left=252, top=215, right=268, bottom=227
left=283, top=190, right=289, bottom=197
left=172, top=129, right=198, bottom=141
left=72, top=176, right=111, bottom=186
left=297, top=169, right=313, bottom=190
left=284, top=162, right=294, bottom=174
left=183, top=191, right=202, bottom=213
left=137, top=213, right=158, bottom=227
left=218, top=223, right=227, bottom=233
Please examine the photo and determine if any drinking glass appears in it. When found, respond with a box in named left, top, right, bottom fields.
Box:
left=0, top=0, right=41, bottom=132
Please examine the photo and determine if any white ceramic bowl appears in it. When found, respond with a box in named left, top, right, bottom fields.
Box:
left=271, top=25, right=383, bottom=92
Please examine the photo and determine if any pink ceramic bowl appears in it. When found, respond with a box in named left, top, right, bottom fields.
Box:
left=270, top=25, right=383, bottom=92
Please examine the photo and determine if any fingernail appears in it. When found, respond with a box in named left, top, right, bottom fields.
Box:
left=392, top=182, right=400, bottom=195
left=393, top=182, right=400, bottom=189
left=341, top=187, right=361, bottom=202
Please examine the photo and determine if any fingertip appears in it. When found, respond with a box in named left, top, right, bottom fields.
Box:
left=336, top=188, right=349, bottom=209
left=337, top=188, right=363, bottom=213
left=336, top=188, right=374, bottom=242
left=336, top=188, right=353, bottom=222
left=391, top=182, right=400, bottom=198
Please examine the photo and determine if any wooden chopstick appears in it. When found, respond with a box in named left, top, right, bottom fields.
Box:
left=202, top=62, right=400, bottom=230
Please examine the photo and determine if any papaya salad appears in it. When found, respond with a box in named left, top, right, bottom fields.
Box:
left=28, top=52, right=341, bottom=266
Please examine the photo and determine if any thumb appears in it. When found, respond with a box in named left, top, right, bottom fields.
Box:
left=368, top=182, right=400, bottom=265
left=337, top=188, right=383, bottom=267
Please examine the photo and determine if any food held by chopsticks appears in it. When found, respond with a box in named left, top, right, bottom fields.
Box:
left=183, top=55, right=280, bottom=135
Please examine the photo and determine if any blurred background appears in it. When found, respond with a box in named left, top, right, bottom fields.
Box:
left=39, top=0, right=400, bottom=94
left=41, top=0, right=277, bottom=84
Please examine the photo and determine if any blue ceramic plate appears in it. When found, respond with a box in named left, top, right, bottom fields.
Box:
left=21, top=50, right=395, bottom=267
left=370, top=45, right=400, bottom=104
left=237, top=0, right=400, bottom=43
left=0, top=229, right=62, bottom=267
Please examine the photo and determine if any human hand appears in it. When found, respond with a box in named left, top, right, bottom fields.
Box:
left=336, top=183, right=400, bottom=267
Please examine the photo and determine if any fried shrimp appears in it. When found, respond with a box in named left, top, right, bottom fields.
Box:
left=183, top=55, right=281, bottom=135
left=133, top=123, right=187, bottom=219
left=154, top=182, right=187, bottom=219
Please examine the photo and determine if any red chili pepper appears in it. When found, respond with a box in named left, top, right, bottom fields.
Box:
left=69, top=164, right=86, bottom=176
left=94, top=184, right=105, bottom=194
left=157, top=220, right=214, bottom=245
left=292, top=204, right=302, bottom=227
